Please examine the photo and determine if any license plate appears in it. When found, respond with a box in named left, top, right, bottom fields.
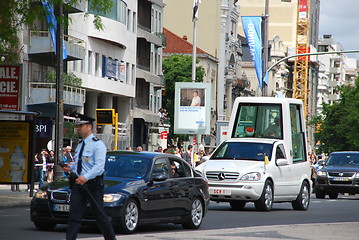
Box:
left=209, top=188, right=231, bottom=195
left=332, top=177, right=349, bottom=181
left=53, top=204, right=70, bottom=212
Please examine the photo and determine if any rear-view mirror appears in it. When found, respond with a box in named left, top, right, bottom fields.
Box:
left=152, top=174, right=167, bottom=182
left=276, top=158, right=289, bottom=166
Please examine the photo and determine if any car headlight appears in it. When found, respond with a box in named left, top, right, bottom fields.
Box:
left=355, top=172, right=359, bottom=178
left=316, top=171, right=327, bottom=177
left=240, top=172, right=261, bottom=181
left=34, top=189, right=48, bottom=199
left=103, top=194, right=123, bottom=203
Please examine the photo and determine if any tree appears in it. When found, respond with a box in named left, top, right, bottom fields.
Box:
left=0, top=0, right=113, bottom=62
left=162, top=55, right=205, bottom=140
left=313, top=78, right=359, bottom=153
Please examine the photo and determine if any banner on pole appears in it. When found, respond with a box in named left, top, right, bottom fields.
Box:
left=241, top=16, right=264, bottom=89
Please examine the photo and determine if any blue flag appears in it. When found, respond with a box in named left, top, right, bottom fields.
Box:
left=41, top=0, right=67, bottom=59
left=241, top=16, right=263, bottom=89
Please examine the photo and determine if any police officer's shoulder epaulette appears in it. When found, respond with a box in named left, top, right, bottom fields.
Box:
left=79, top=139, right=83, bottom=143
left=92, top=137, right=100, bottom=141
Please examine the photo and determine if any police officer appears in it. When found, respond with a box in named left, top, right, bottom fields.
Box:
left=61, top=113, right=116, bottom=240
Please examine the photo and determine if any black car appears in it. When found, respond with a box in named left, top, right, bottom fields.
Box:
left=31, top=151, right=210, bottom=233
left=315, top=151, right=359, bottom=199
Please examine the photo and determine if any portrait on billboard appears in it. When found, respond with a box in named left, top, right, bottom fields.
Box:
left=180, top=88, right=205, bottom=107
left=174, top=82, right=211, bottom=135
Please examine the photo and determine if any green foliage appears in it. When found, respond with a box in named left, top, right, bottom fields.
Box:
left=45, top=71, right=82, bottom=87
left=162, top=55, right=205, bottom=140
left=313, top=78, right=359, bottom=153
left=63, top=121, right=77, bottom=139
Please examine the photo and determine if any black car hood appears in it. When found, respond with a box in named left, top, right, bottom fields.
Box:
left=324, top=166, right=359, bottom=172
left=46, top=176, right=145, bottom=195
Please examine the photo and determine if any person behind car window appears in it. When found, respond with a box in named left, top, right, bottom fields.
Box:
left=263, top=116, right=282, bottom=138
left=171, top=163, right=180, bottom=178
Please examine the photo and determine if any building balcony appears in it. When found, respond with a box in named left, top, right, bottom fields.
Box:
left=137, top=26, right=163, bottom=46
left=328, top=80, right=340, bottom=88
left=328, top=94, right=340, bottom=101
left=329, top=67, right=341, bottom=74
left=27, top=82, right=86, bottom=107
left=136, top=67, right=164, bottom=86
left=28, top=31, right=85, bottom=66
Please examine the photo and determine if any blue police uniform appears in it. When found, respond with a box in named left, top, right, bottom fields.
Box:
left=66, top=131, right=115, bottom=240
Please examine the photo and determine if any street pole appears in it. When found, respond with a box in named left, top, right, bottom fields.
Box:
left=54, top=2, right=64, bottom=179
left=192, top=7, right=200, bottom=153
left=217, top=0, right=228, bottom=121
left=262, top=0, right=269, bottom=96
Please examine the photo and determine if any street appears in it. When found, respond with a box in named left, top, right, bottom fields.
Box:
left=1, top=194, right=358, bottom=240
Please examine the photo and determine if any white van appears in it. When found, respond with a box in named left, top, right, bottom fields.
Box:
left=196, top=97, right=311, bottom=211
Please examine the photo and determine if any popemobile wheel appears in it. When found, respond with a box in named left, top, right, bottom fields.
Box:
left=292, top=181, right=310, bottom=211
left=182, top=198, right=204, bottom=229
left=118, top=198, right=140, bottom=234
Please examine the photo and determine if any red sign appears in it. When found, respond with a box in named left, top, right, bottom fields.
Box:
left=0, top=65, right=21, bottom=111
left=160, top=131, right=168, bottom=140
left=298, top=0, right=308, bottom=18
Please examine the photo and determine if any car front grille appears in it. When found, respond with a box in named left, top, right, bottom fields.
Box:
left=206, top=171, right=239, bottom=182
left=51, top=191, right=70, bottom=203
left=329, top=180, right=353, bottom=185
left=328, top=172, right=355, bottom=177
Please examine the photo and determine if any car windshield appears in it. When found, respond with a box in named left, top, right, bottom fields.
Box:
left=104, top=155, right=152, bottom=179
left=211, top=142, right=273, bottom=161
left=326, top=153, right=359, bottom=166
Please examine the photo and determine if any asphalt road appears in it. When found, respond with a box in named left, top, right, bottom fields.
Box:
left=0, top=195, right=358, bottom=240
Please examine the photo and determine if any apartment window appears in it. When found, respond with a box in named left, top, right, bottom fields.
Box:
left=95, top=53, right=100, bottom=76
left=132, top=64, right=135, bottom=85
left=158, top=12, right=162, bottom=32
left=80, top=59, right=85, bottom=73
left=281, top=0, right=291, bottom=2
left=73, top=61, right=78, bottom=72
left=132, top=12, right=136, bottom=33
left=126, top=62, right=130, bottom=84
left=88, top=50, right=92, bottom=75
left=127, top=9, right=131, bottom=31
left=150, top=94, right=153, bottom=111
left=89, top=0, right=127, bottom=24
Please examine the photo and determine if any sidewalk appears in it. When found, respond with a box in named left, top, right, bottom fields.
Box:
left=0, top=184, right=33, bottom=208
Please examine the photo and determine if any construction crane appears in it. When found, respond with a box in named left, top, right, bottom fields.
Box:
left=293, top=0, right=310, bottom=114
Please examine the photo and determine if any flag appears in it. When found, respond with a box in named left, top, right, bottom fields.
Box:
left=41, top=0, right=67, bottom=59
left=241, top=16, right=263, bottom=89
left=193, top=0, right=201, bottom=22
left=264, top=156, right=269, bottom=165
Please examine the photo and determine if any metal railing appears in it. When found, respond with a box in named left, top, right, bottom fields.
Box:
left=30, top=82, right=86, bottom=103
left=29, top=30, right=86, bottom=50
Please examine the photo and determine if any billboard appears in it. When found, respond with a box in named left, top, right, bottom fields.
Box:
left=298, top=0, right=308, bottom=19
left=0, top=121, right=31, bottom=183
left=0, top=65, right=22, bottom=111
left=174, top=82, right=211, bottom=134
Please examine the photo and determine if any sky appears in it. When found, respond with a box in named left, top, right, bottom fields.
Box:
left=319, top=0, right=359, bottom=59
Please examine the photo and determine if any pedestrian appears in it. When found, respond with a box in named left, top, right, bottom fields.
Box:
left=174, top=147, right=182, bottom=158
left=125, top=146, right=132, bottom=151
left=157, top=146, right=163, bottom=153
left=38, top=149, right=49, bottom=188
left=64, top=146, right=74, bottom=162
left=136, top=146, right=143, bottom=152
left=182, top=145, right=193, bottom=165
left=61, top=113, right=116, bottom=240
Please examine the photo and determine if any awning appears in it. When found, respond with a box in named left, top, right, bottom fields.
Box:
left=133, top=108, right=160, bottom=123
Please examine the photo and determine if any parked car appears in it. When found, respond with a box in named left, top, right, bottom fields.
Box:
left=315, top=151, right=359, bottom=199
left=196, top=139, right=312, bottom=212
left=31, top=151, right=210, bottom=233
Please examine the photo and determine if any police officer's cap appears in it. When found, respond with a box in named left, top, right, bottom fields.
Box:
left=71, top=112, right=95, bottom=125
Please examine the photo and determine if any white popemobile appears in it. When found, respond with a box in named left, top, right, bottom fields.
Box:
left=196, top=97, right=311, bottom=211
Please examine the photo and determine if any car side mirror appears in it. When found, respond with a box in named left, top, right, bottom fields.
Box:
left=152, top=174, right=167, bottom=182
left=276, top=158, right=289, bottom=166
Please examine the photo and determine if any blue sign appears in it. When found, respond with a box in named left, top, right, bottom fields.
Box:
left=36, top=120, right=53, bottom=138
left=241, top=16, right=264, bottom=89
left=102, top=56, right=117, bottom=79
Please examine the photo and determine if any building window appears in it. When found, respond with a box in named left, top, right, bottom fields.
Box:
left=132, top=64, right=135, bottom=85
left=95, top=53, right=100, bottom=76
left=88, top=50, right=92, bottom=75
left=89, top=0, right=127, bottom=24
left=132, top=12, right=136, bottom=33
left=73, top=60, right=78, bottom=72
left=81, top=59, right=85, bottom=73
left=126, top=62, right=130, bottom=84
left=127, top=9, right=131, bottom=31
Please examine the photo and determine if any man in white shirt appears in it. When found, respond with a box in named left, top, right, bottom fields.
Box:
left=190, top=91, right=201, bottom=106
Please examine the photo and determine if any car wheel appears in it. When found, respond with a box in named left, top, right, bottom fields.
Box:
left=119, top=199, right=139, bottom=234
left=292, top=181, right=310, bottom=211
left=315, top=189, right=326, bottom=199
left=329, top=192, right=338, bottom=199
left=255, top=180, right=273, bottom=212
left=230, top=200, right=246, bottom=210
left=33, top=221, right=56, bottom=231
left=182, top=198, right=204, bottom=229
